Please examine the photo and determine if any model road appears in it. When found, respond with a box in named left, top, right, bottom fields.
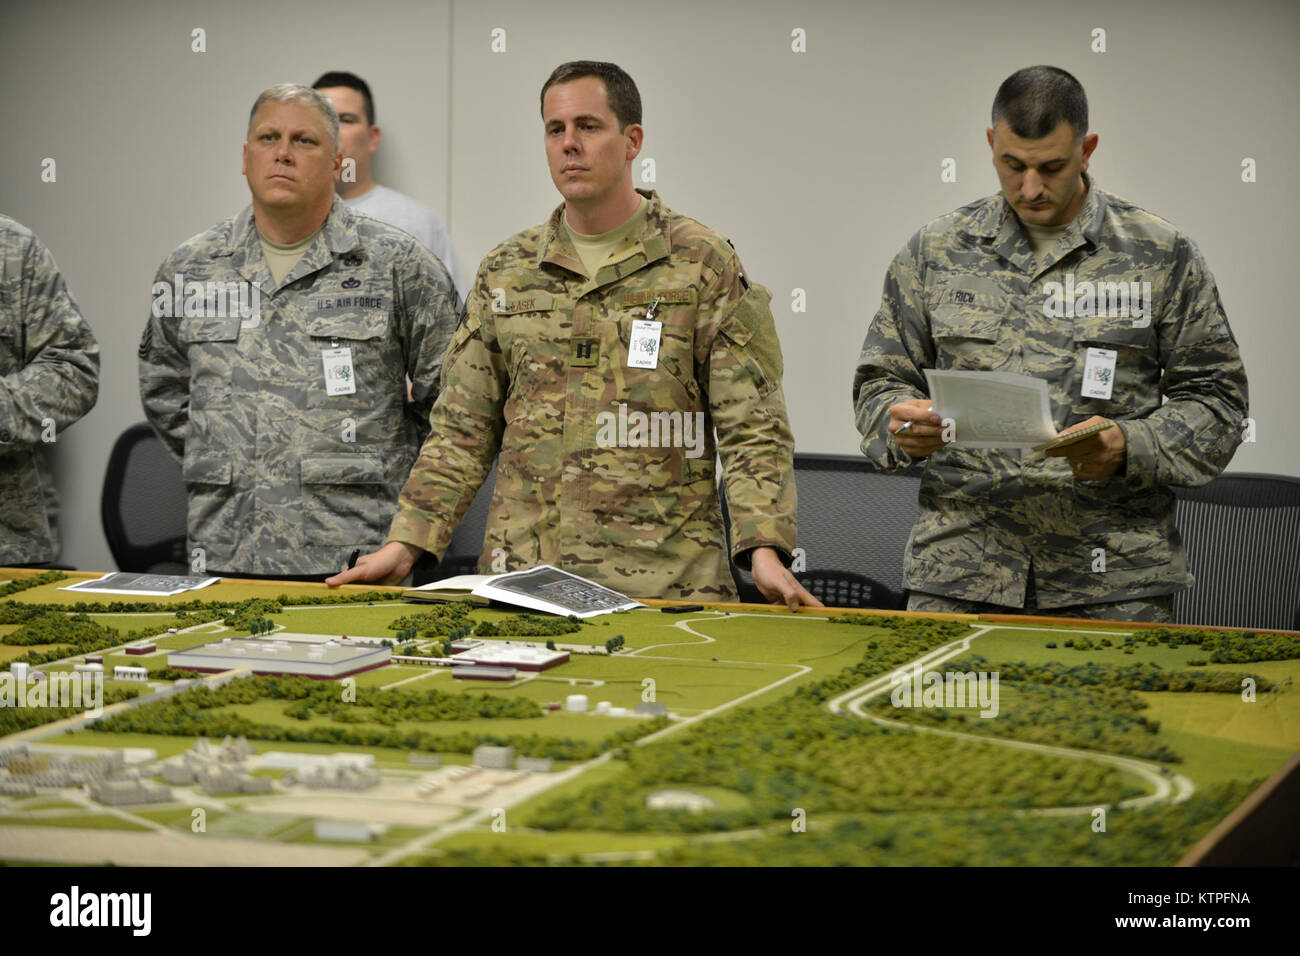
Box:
left=826, top=624, right=1196, bottom=812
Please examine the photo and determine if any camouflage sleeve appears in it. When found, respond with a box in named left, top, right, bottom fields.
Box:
left=137, top=259, right=189, bottom=463
left=852, top=234, right=936, bottom=472
left=394, top=240, right=462, bottom=444
left=1118, top=236, right=1249, bottom=491
left=388, top=268, right=506, bottom=557
left=0, top=228, right=99, bottom=447
left=704, top=256, right=798, bottom=569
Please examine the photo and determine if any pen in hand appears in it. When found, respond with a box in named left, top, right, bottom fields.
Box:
left=347, top=549, right=361, bottom=570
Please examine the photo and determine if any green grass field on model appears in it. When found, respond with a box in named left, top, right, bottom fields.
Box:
left=18, top=606, right=1299, bottom=791
left=4, top=575, right=1298, bottom=865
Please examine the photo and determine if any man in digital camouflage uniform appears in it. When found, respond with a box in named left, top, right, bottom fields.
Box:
left=853, top=66, right=1248, bottom=622
left=0, top=214, right=100, bottom=566
left=330, top=61, right=818, bottom=608
left=139, top=84, right=459, bottom=579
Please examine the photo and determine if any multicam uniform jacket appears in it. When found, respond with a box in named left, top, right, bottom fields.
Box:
left=0, top=215, right=100, bottom=564
left=389, top=190, right=798, bottom=600
left=139, top=200, right=459, bottom=576
left=853, top=179, right=1248, bottom=608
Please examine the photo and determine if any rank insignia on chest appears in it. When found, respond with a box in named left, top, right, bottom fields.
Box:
left=570, top=337, right=600, bottom=367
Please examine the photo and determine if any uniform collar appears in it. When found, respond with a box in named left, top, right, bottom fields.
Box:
left=223, top=199, right=362, bottom=293
left=538, top=189, right=672, bottom=287
left=964, top=173, right=1107, bottom=275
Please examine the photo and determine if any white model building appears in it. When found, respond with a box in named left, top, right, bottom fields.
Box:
left=91, top=779, right=172, bottom=806
left=516, top=756, right=553, bottom=773
left=645, top=790, right=719, bottom=813
left=167, top=637, right=390, bottom=679
left=472, top=745, right=515, bottom=769
left=450, top=641, right=569, bottom=672
left=452, top=665, right=517, bottom=681
left=262, top=751, right=374, bottom=772
left=113, top=665, right=148, bottom=681
left=565, top=694, right=588, bottom=712
left=315, top=820, right=387, bottom=842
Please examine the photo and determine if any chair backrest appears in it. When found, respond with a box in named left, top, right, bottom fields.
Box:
left=100, top=423, right=188, bottom=573
left=791, top=453, right=923, bottom=607
left=721, top=453, right=923, bottom=608
left=421, top=461, right=499, bottom=580
left=1171, top=472, right=1300, bottom=631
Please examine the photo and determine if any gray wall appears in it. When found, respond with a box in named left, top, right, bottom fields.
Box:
left=1, top=0, right=1295, bottom=572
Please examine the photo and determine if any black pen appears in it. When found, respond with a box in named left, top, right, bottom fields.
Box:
left=347, top=548, right=361, bottom=570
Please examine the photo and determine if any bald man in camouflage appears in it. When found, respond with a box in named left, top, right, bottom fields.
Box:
left=331, top=61, right=818, bottom=608
left=854, top=66, right=1248, bottom=623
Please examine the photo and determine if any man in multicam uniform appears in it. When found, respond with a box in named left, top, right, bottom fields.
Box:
left=139, top=85, right=459, bottom=579
left=330, top=61, right=819, bottom=608
left=853, top=65, right=1248, bottom=623
left=0, top=215, right=100, bottom=566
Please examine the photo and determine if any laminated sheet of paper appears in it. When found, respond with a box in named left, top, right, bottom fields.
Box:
left=923, top=369, right=1058, bottom=449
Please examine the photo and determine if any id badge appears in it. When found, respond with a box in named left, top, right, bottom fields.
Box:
left=322, top=347, right=357, bottom=396
left=627, top=319, right=662, bottom=370
left=1081, top=347, right=1117, bottom=400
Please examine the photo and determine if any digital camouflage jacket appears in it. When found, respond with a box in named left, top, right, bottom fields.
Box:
left=139, top=200, right=459, bottom=575
left=0, top=214, right=100, bottom=564
left=853, top=179, right=1248, bottom=608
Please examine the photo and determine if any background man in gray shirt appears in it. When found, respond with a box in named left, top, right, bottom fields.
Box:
left=313, top=71, right=464, bottom=302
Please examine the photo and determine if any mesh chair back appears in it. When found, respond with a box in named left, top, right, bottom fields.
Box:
left=1171, top=473, right=1300, bottom=630
left=100, top=423, right=188, bottom=573
left=797, top=570, right=889, bottom=609
left=720, top=453, right=923, bottom=608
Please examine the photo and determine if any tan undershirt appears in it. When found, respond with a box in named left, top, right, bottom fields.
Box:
left=258, top=226, right=322, bottom=286
left=1023, top=220, right=1069, bottom=272
left=564, top=197, right=648, bottom=278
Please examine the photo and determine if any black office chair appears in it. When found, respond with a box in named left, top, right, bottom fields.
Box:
left=1171, top=472, right=1300, bottom=631
left=415, top=461, right=499, bottom=584
left=721, top=453, right=923, bottom=608
left=100, top=423, right=188, bottom=573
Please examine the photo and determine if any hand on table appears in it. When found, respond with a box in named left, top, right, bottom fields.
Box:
left=751, top=546, right=824, bottom=611
left=1044, top=416, right=1127, bottom=481
left=888, top=398, right=946, bottom=457
left=325, top=541, right=422, bottom=587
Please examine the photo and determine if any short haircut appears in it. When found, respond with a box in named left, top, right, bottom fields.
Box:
left=312, top=70, right=375, bottom=127
left=540, top=60, right=642, bottom=131
left=248, top=83, right=340, bottom=152
left=991, top=66, right=1089, bottom=140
